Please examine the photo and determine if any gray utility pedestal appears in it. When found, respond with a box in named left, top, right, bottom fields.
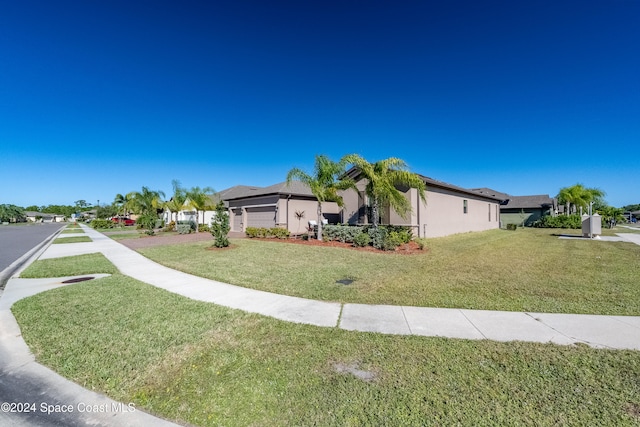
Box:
left=582, top=213, right=601, bottom=238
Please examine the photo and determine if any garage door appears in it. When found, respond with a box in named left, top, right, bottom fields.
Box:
left=232, top=208, right=243, bottom=232
left=246, top=206, right=276, bottom=229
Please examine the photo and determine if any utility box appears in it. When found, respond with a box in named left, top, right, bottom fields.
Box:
left=582, top=213, right=601, bottom=238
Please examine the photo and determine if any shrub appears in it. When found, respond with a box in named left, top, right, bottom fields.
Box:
left=90, top=219, right=113, bottom=229
left=322, top=224, right=365, bottom=243
left=368, top=227, right=388, bottom=250
left=177, top=224, right=191, bottom=234
left=245, top=227, right=262, bottom=238
left=353, top=232, right=371, bottom=247
left=270, top=227, right=290, bottom=239
left=532, top=214, right=581, bottom=229
left=506, top=223, right=518, bottom=230
left=415, top=238, right=428, bottom=250
left=164, top=221, right=176, bottom=232
left=177, top=220, right=196, bottom=231
left=197, top=223, right=210, bottom=233
left=210, top=202, right=230, bottom=248
left=383, top=231, right=405, bottom=251
left=245, top=227, right=289, bottom=239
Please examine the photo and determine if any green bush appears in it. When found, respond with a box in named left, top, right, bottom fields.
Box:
left=210, top=202, right=230, bottom=248
left=245, top=227, right=263, bottom=238
left=532, top=214, right=581, bottom=229
left=270, top=227, right=290, bottom=239
left=177, top=224, right=192, bottom=234
left=353, top=232, right=371, bottom=247
left=245, top=227, right=289, bottom=239
left=322, top=224, right=365, bottom=243
left=196, top=223, right=210, bottom=233
left=415, top=238, right=428, bottom=250
left=383, top=231, right=405, bottom=250
left=177, top=220, right=196, bottom=231
left=368, top=227, right=388, bottom=250
left=506, top=223, right=518, bottom=230
left=90, top=219, right=113, bottom=229
left=164, top=221, right=176, bottom=232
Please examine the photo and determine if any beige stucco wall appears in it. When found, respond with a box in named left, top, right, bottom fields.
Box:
left=418, top=187, right=499, bottom=238
left=277, top=197, right=340, bottom=234
left=340, top=182, right=500, bottom=238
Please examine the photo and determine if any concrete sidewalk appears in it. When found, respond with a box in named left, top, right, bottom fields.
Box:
left=2, top=224, right=639, bottom=426
left=22, top=224, right=640, bottom=350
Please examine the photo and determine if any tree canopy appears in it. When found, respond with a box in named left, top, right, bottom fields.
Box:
left=286, top=154, right=355, bottom=240
left=557, top=184, right=606, bottom=214
left=342, top=154, right=426, bottom=227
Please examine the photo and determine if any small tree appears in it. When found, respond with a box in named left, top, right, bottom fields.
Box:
left=210, top=201, right=230, bottom=248
left=286, top=155, right=355, bottom=241
left=294, top=210, right=305, bottom=236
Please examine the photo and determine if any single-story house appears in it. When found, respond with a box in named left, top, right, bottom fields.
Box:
left=25, top=211, right=66, bottom=223
left=162, top=182, right=340, bottom=234
left=471, top=188, right=556, bottom=227
left=223, top=182, right=341, bottom=234
left=340, top=170, right=504, bottom=238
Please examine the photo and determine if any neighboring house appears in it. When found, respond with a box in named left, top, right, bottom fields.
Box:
left=340, top=170, right=504, bottom=238
left=162, top=183, right=340, bottom=234
left=25, top=211, right=65, bottom=222
left=472, top=188, right=556, bottom=227
left=223, top=181, right=340, bottom=234
left=162, top=186, right=251, bottom=225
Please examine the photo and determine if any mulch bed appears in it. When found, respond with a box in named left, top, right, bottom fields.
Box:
left=262, top=237, right=424, bottom=255
left=117, top=231, right=424, bottom=254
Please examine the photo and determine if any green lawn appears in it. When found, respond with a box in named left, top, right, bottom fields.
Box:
left=12, top=270, right=640, bottom=426
left=137, top=228, right=640, bottom=315
left=52, top=236, right=92, bottom=244
left=20, top=253, right=118, bottom=278
left=60, top=229, right=85, bottom=234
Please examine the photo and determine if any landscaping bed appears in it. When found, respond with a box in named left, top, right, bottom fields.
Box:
left=260, top=236, right=424, bottom=254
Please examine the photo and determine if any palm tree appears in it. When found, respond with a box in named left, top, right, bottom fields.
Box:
left=127, top=187, right=165, bottom=233
left=164, top=179, right=187, bottom=224
left=185, top=186, right=216, bottom=232
left=342, top=154, right=426, bottom=228
left=557, top=184, right=606, bottom=215
left=286, top=155, right=355, bottom=241
left=113, top=193, right=135, bottom=224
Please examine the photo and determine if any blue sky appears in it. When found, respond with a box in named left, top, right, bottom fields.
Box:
left=1, top=0, right=638, bottom=208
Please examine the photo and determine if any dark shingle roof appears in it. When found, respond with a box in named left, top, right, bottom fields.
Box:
left=503, top=195, right=554, bottom=209
left=471, top=188, right=554, bottom=209
left=219, top=181, right=315, bottom=201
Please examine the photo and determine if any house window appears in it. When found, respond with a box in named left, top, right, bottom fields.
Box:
left=463, top=200, right=468, bottom=214
left=488, top=203, right=491, bottom=221
left=495, top=205, right=498, bottom=221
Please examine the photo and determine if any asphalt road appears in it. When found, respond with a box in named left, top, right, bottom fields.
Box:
left=0, top=223, right=65, bottom=279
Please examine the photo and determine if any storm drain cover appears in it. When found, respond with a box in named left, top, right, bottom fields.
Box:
left=336, top=278, right=354, bottom=285
left=61, top=277, right=95, bottom=284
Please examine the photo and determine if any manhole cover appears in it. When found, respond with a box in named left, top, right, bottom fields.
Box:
left=61, top=277, right=95, bottom=284
left=336, top=279, right=354, bottom=285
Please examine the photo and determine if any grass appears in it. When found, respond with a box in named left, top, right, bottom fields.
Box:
left=52, top=236, right=92, bottom=244
left=12, top=265, right=640, bottom=426
left=20, top=253, right=119, bottom=278
left=137, top=228, right=640, bottom=315
left=60, top=229, right=85, bottom=234
left=105, top=233, right=143, bottom=240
